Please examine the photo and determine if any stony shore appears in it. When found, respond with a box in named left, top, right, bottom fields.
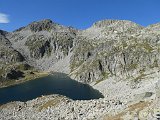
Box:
left=0, top=94, right=126, bottom=120
left=1, top=69, right=160, bottom=120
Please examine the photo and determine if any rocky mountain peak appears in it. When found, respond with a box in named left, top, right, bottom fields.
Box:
left=28, top=19, right=54, bottom=32
left=93, top=19, right=119, bottom=27
left=146, top=22, right=160, bottom=32
left=13, top=19, right=77, bottom=33
left=81, top=19, right=144, bottom=40
left=93, top=19, right=143, bottom=28
left=29, top=19, right=53, bottom=25
left=13, top=19, right=54, bottom=32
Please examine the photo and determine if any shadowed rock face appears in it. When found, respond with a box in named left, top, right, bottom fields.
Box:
left=0, top=31, right=26, bottom=83
left=6, top=69, right=24, bottom=80
left=25, top=34, right=53, bottom=59
left=0, top=46, right=24, bottom=63
left=0, top=30, right=24, bottom=63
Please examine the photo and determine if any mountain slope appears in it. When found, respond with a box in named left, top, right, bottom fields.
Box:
left=6, top=19, right=77, bottom=72
left=70, top=20, right=160, bottom=83
left=2, top=19, right=160, bottom=84
left=1, top=19, right=160, bottom=119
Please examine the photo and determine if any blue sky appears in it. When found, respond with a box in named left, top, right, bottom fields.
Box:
left=0, top=0, right=160, bottom=31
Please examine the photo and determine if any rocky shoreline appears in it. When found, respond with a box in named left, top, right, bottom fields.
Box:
left=0, top=94, right=126, bottom=120
left=1, top=68, right=160, bottom=119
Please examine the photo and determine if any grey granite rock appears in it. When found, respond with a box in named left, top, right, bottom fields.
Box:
left=1, top=19, right=160, bottom=119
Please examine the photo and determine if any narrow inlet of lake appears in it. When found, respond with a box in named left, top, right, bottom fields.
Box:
left=0, top=73, right=104, bottom=104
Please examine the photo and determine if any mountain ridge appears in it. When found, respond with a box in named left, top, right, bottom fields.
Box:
left=1, top=19, right=160, bottom=83
left=3, top=19, right=160, bottom=33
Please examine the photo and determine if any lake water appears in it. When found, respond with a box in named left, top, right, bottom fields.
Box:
left=0, top=73, right=104, bottom=104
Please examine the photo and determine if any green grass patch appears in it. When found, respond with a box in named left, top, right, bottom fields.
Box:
left=95, top=71, right=110, bottom=85
left=134, top=73, right=147, bottom=82
left=126, top=63, right=138, bottom=71
left=39, top=97, right=62, bottom=111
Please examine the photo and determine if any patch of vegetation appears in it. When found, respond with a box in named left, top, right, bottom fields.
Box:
left=122, top=40, right=128, bottom=48
left=126, top=63, right=138, bottom=71
left=70, top=60, right=84, bottom=72
left=150, top=59, right=158, bottom=68
left=104, top=101, right=151, bottom=120
left=142, top=42, right=154, bottom=52
left=16, top=63, right=33, bottom=71
left=139, top=68, right=146, bottom=74
left=102, top=71, right=110, bottom=78
left=0, top=61, right=49, bottom=88
left=0, top=70, right=49, bottom=88
left=39, top=97, right=62, bottom=111
left=95, top=79, right=105, bottom=85
left=134, top=73, right=147, bottom=82
left=95, top=71, right=110, bottom=85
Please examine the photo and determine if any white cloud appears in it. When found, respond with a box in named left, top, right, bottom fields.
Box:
left=0, top=13, right=9, bottom=23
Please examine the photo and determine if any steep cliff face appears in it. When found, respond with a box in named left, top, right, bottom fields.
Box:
left=25, top=34, right=53, bottom=59
left=0, top=31, right=26, bottom=82
left=0, top=31, right=24, bottom=65
left=5, top=19, right=77, bottom=71
left=70, top=20, right=160, bottom=83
